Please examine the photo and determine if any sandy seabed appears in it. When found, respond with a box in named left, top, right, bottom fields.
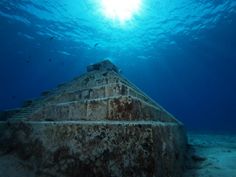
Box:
left=0, top=132, right=235, bottom=177
left=184, top=133, right=236, bottom=177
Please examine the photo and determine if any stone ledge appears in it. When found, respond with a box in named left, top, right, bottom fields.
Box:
left=26, top=95, right=176, bottom=122
left=1, top=120, right=182, bottom=126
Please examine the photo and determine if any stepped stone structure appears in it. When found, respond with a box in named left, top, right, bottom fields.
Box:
left=0, top=60, right=187, bottom=177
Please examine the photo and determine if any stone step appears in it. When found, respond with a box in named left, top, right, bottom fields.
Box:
left=15, top=71, right=156, bottom=120
left=2, top=118, right=187, bottom=177
left=39, top=82, right=157, bottom=108
left=28, top=96, right=176, bottom=123
left=10, top=105, right=42, bottom=120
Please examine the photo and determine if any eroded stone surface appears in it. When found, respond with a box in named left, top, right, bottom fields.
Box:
left=0, top=60, right=187, bottom=177
left=0, top=121, right=186, bottom=177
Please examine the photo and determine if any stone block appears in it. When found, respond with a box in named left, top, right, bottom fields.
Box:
left=87, top=60, right=119, bottom=73
left=0, top=121, right=186, bottom=177
left=87, top=99, right=108, bottom=120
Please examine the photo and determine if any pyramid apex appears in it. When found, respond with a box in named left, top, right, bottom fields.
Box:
left=87, top=60, right=119, bottom=73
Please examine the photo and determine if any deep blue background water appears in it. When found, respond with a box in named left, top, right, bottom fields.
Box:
left=0, top=0, right=236, bottom=132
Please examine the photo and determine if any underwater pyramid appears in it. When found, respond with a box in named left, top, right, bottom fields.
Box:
left=0, top=60, right=187, bottom=177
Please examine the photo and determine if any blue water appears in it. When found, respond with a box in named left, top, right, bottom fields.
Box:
left=0, top=0, right=236, bottom=132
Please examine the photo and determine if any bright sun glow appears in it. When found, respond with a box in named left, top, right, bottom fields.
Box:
left=101, top=0, right=141, bottom=23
